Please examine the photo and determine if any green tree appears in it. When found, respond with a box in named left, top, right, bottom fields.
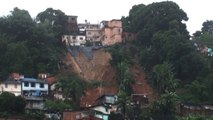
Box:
left=132, top=1, right=189, bottom=46
left=202, top=20, right=213, bottom=34
left=150, top=92, right=179, bottom=120
left=0, top=7, right=35, bottom=42
left=108, top=45, right=134, bottom=95
left=193, top=20, right=213, bottom=48
left=0, top=92, right=16, bottom=113
left=44, top=99, right=71, bottom=112
left=0, top=7, right=65, bottom=78
left=36, top=8, right=68, bottom=38
left=124, top=1, right=203, bottom=83
left=55, top=74, right=86, bottom=109
left=151, top=62, right=178, bottom=94
left=14, top=96, right=26, bottom=113
left=109, top=44, right=133, bottom=66
left=117, top=91, right=131, bottom=120
left=0, top=92, right=26, bottom=114
left=117, top=61, right=134, bottom=95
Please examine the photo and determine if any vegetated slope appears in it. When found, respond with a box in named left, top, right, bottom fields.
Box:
left=63, top=48, right=156, bottom=107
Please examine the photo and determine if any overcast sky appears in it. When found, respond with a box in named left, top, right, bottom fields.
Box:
left=0, top=0, right=213, bottom=35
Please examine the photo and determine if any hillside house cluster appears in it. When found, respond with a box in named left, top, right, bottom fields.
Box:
left=63, top=94, right=118, bottom=120
left=0, top=73, right=49, bottom=110
left=62, top=16, right=123, bottom=46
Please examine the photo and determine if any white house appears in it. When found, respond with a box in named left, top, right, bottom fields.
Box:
left=0, top=80, right=22, bottom=96
left=62, top=35, right=86, bottom=46
left=21, top=78, right=48, bottom=97
left=91, top=94, right=118, bottom=115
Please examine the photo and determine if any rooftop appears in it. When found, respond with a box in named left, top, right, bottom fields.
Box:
left=21, top=78, right=48, bottom=83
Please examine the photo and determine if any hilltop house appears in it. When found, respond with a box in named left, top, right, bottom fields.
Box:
left=67, top=16, right=78, bottom=34
left=62, top=35, right=86, bottom=46
left=101, top=19, right=122, bottom=46
left=63, top=18, right=123, bottom=47
left=78, top=23, right=102, bottom=44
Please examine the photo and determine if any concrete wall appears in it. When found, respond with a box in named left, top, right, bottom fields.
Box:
left=86, top=29, right=102, bottom=42
left=62, top=35, right=86, bottom=46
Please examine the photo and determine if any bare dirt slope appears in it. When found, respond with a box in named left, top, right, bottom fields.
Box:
left=65, top=49, right=118, bottom=81
left=63, top=48, right=156, bottom=107
left=130, top=64, right=156, bottom=103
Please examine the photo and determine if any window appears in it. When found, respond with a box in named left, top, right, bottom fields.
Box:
left=72, top=36, right=76, bottom=39
left=31, top=83, right=35, bottom=87
left=80, top=37, right=83, bottom=40
left=40, top=83, right=44, bottom=88
left=24, top=82, right=29, bottom=87
left=105, top=96, right=115, bottom=104
left=5, top=84, right=8, bottom=88
left=88, top=32, right=91, bottom=35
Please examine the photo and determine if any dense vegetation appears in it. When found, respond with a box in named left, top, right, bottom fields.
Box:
left=109, top=1, right=213, bottom=119
left=121, top=1, right=213, bottom=104
left=0, top=7, right=68, bottom=79
left=0, top=92, right=26, bottom=116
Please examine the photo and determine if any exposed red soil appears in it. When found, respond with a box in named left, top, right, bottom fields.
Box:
left=63, top=48, right=156, bottom=107
left=66, top=49, right=118, bottom=81
left=130, top=64, right=156, bottom=103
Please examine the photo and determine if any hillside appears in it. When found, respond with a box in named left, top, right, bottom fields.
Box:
left=62, top=47, right=156, bottom=107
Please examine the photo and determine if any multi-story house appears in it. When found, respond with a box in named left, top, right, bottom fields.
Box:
left=21, top=77, right=48, bottom=110
left=78, top=23, right=102, bottom=45
left=78, top=22, right=100, bottom=32
left=91, top=94, right=118, bottom=115
left=86, top=29, right=102, bottom=43
left=101, top=19, right=123, bottom=46
left=0, top=80, right=22, bottom=96
left=21, top=78, right=48, bottom=96
left=62, top=35, right=86, bottom=46
left=67, top=15, right=78, bottom=34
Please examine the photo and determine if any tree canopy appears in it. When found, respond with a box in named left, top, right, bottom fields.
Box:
left=0, top=7, right=66, bottom=79
left=122, top=1, right=207, bottom=83
left=0, top=92, right=26, bottom=114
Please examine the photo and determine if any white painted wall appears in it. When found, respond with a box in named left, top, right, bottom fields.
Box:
left=62, top=35, right=86, bottom=46
left=92, top=106, right=110, bottom=114
left=0, top=83, right=21, bottom=96
left=22, top=82, right=48, bottom=92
